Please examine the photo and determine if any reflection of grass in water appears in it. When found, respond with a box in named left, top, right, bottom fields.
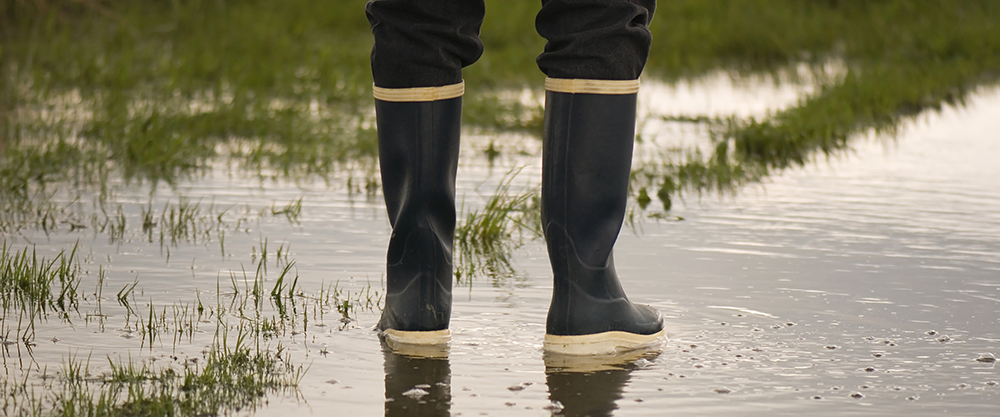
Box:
left=454, top=168, right=541, bottom=281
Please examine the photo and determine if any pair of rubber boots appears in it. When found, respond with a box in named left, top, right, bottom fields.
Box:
left=374, top=79, right=664, bottom=355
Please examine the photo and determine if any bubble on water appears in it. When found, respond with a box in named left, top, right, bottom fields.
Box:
left=402, top=388, right=428, bottom=400
left=543, top=401, right=564, bottom=412
left=974, top=353, right=996, bottom=363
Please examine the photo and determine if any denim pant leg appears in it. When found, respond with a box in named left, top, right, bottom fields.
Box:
left=366, top=0, right=486, bottom=88
left=536, top=0, right=656, bottom=80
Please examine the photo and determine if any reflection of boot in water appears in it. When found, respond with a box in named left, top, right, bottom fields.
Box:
left=383, top=343, right=452, bottom=417
left=545, top=350, right=659, bottom=417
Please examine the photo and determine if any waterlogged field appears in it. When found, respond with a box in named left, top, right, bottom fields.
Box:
left=2, top=1, right=1000, bottom=416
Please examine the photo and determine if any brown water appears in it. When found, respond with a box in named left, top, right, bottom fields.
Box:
left=3, top=80, right=999, bottom=416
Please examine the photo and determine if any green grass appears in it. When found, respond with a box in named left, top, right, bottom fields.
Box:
left=1, top=331, right=304, bottom=416
left=3, top=0, right=999, bottom=216
left=0, top=236, right=392, bottom=415
left=454, top=168, right=541, bottom=280
left=630, top=0, right=1000, bottom=209
left=0, top=241, right=82, bottom=346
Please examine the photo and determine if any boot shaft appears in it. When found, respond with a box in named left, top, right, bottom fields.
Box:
left=374, top=87, right=463, bottom=333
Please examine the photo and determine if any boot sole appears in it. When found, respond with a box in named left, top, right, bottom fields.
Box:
left=543, top=329, right=666, bottom=355
left=381, top=328, right=451, bottom=346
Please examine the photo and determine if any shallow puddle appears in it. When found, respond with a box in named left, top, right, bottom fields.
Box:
left=3, top=82, right=999, bottom=416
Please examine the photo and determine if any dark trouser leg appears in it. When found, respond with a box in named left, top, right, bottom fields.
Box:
left=536, top=0, right=664, bottom=354
left=367, top=1, right=485, bottom=344
left=536, top=0, right=656, bottom=80
left=366, top=0, right=485, bottom=88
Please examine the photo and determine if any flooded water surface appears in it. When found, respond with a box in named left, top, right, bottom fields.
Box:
left=3, top=82, right=999, bottom=417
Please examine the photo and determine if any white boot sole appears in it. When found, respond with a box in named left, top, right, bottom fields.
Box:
left=543, top=329, right=666, bottom=355
left=382, top=329, right=451, bottom=348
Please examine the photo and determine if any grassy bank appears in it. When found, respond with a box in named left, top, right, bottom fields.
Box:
left=3, top=1, right=998, bottom=209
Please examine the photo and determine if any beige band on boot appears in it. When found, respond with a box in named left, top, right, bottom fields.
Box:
left=545, top=78, right=640, bottom=95
left=373, top=81, right=465, bottom=102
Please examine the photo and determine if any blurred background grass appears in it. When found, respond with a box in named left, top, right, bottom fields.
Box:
left=2, top=0, right=999, bottom=209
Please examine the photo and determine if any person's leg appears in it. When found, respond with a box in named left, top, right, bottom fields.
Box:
left=367, top=0, right=485, bottom=88
left=366, top=0, right=486, bottom=345
left=535, top=0, right=656, bottom=81
left=536, top=0, right=664, bottom=355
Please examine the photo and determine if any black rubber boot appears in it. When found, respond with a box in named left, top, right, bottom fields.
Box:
left=374, top=85, right=463, bottom=345
left=541, top=79, right=664, bottom=354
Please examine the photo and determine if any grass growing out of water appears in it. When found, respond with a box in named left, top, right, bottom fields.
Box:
left=0, top=241, right=82, bottom=346
left=1, top=329, right=304, bottom=416
left=454, top=168, right=541, bottom=280
left=0, top=236, right=395, bottom=414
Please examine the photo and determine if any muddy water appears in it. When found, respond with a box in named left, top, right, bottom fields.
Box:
left=4, top=81, right=999, bottom=416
